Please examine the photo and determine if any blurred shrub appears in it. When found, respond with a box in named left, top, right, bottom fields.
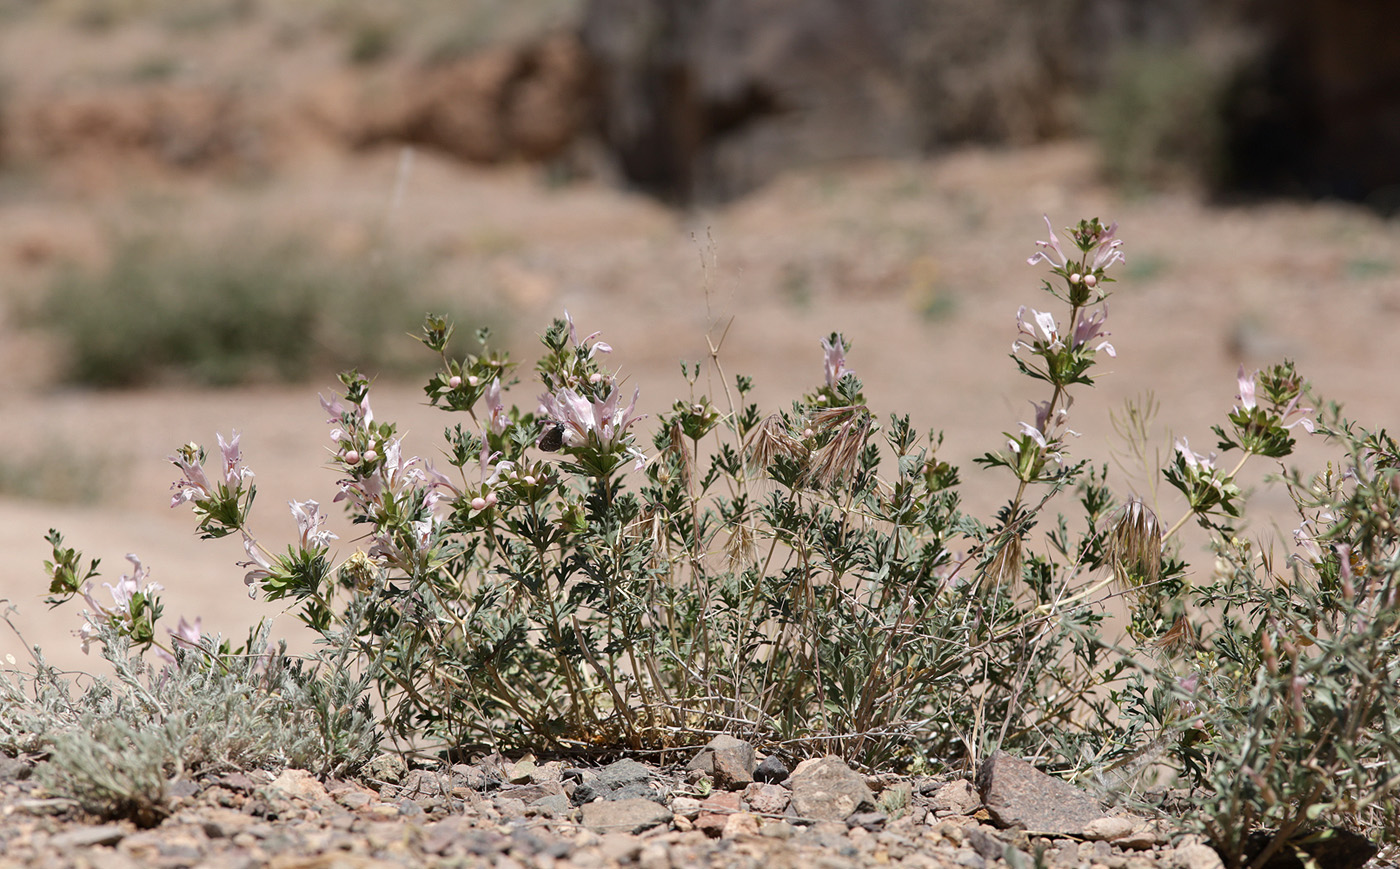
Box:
left=1090, top=44, right=1237, bottom=191
left=42, top=232, right=443, bottom=388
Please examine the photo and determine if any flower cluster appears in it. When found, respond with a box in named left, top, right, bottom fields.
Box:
left=1215, top=362, right=1315, bottom=458
left=169, top=432, right=255, bottom=539
left=534, top=313, right=649, bottom=477
left=74, top=554, right=163, bottom=654
left=1027, top=215, right=1125, bottom=306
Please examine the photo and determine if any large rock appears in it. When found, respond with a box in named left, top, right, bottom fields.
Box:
left=326, top=32, right=594, bottom=164
left=579, top=798, right=673, bottom=834
left=687, top=735, right=756, bottom=789
left=787, top=756, right=876, bottom=822
left=577, top=0, right=1207, bottom=203
left=976, top=752, right=1106, bottom=835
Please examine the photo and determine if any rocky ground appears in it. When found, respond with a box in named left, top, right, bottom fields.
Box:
left=0, top=738, right=1249, bottom=869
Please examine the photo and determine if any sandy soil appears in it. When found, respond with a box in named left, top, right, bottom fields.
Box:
left=2, top=141, right=1398, bottom=679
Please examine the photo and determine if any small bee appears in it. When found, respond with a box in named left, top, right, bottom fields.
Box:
left=536, top=419, right=566, bottom=452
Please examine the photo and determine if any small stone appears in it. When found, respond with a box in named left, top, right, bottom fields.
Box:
left=334, top=790, right=373, bottom=811
left=51, top=824, right=128, bottom=849
left=761, top=820, right=796, bottom=840
left=848, top=811, right=888, bottom=832
left=1083, top=816, right=1137, bottom=841
left=754, top=755, right=790, bottom=784
left=931, top=780, right=981, bottom=815
left=216, top=772, right=260, bottom=793
left=268, top=769, right=329, bottom=804
left=695, top=792, right=742, bottom=838
left=686, top=735, right=756, bottom=789
left=722, top=812, right=761, bottom=838
left=638, top=842, right=672, bottom=869
left=955, top=848, right=987, bottom=869
left=742, top=782, right=790, bottom=815
left=596, top=758, right=654, bottom=790
left=579, top=798, right=673, bottom=834
left=670, top=796, right=703, bottom=818
left=529, top=793, right=572, bottom=817
left=1172, top=843, right=1226, bottom=869
left=507, top=756, right=537, bottom=784
left=365, top=753, right=407, bottom=785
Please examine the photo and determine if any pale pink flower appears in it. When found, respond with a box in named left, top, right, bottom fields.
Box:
left=74, top=554, right=162, bottom=653
left=820, top=335, right=853, bottom=389
left=239, top=532, right=274, bottom=599
left=290, top=499, right=337, bottom=550
left=1175, top=437, right=1217, bottom=474
left=1072, top=307, right=1115, bottom=356
left=564, top=309, right=611, bottom=356
left=1013, top=306, right=1063, bottom=354
left=169, top=444, right=214, bottom=508
left=1293, top=521, right=1324, bottom=565
left=485, top=378, right=508, bottom=434
left=1236, top=366, right=1258, bottom=411
left=1026, top=215, right=1069, bottom=269
left=1088, top=222, right=1125, bottom=272
left=216, top=431, right=253, bottom=488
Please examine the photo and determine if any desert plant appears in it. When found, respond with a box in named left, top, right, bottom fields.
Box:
left=30, top=216, right=1400, bottom=864
left=1, top=602, right=378, bottom=825
left=41, top=231, right=435, bottom=387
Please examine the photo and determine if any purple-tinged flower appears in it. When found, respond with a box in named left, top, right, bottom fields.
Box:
left=1088, top=222, right=1125, bottom=272
left=1293, top=521, right=1324, bottom=565
left=1012, top=306, right=1063, bottom=354
left=538, top=384, right=648, bottom=468
left=169, top=616, right=202, bottom=650
left=1072, top=307, right=1115, bottom=356
left=1236, top=366, right=1257, bottom=411
left=216, top=432, right=252, bottom=488
left=485, top=378, right=508, bottom=434
left=564, top=309, right=611, bottom=357
left=1279, top=395, right=1316, bottom=433
left=290, top=499, right=337, bottom=550
left=1175, top=437, right=1217, bottom=474
left=1014, top=420, right=1051, bottom=451
left=1027, top=215, right=1068, bottom=269
left=820, top=335, right=853, bottom=389
left=74, top=554, right=162, bottom=654
left=169, top=443, right=214, bottom=508
left=239, top=532, right=274, bottom=599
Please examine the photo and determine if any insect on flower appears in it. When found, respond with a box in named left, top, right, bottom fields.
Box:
left=536, top=419, right=566, bottom=452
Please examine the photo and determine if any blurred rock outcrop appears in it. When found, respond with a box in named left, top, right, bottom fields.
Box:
left=578, top=0, right=1202, bottom=203
left=333, top=32, right=595, bottom=164
left=1222, top=0, right=1400, bottom=211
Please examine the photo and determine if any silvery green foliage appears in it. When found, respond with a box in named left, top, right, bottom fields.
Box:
left=40, top=217, right=1400, bottom=862
left=1, top=618, right=377, bottom=824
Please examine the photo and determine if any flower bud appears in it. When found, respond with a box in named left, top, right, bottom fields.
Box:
left=589, top=372, right=603, bottom=384
left=470, top=497, right=487, bottom=511
left=363, top=448, right=379, bottom=463
left=468, top=375, right=480, bottom=387
left=1070, top=273, right=1082, bottom=284
left=1084, top=274, right=1098, bottom=288
left=449, top=375, right=462, bottom=389
left=486, top=492, right=498, bottom=507
left=344, top=450, right=361, bottom=465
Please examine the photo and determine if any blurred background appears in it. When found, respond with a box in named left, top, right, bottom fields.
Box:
left=0, top=0, right=1397, bottom=675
